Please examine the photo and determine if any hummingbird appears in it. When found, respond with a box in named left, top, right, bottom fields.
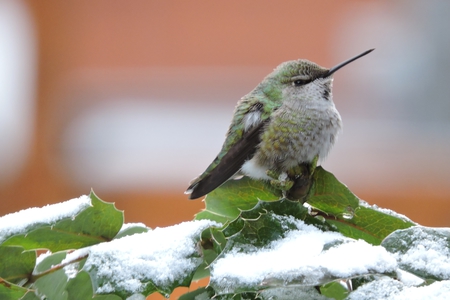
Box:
left=186, top=49, right=374, bottom=200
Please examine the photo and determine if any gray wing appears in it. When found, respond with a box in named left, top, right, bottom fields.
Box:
left=187, top=119, right=268, bottom=199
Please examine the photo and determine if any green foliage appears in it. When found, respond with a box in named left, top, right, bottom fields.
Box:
left=320, top=281, right=349, bottom=300
left=0, top=280, right=30, bottom=300
left=0, top=246, right=35, bottom=284
left=2, top=192, right=123, bottom=251
left=332, top=204, right=414, bottom=245
left=197, top=167, right=415, bottom=245
left=0, top=191, right=128, bottom=299
left=308, top=167, right=359, bottom=216
left=0, top=168, right=447, bottom=299
left=195, top=176, right=281, bottom=223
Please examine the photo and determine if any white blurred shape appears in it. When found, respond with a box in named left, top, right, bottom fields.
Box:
left=61, top=100, right=231, bottom=192
left=0, top=0, right=36, bottom=185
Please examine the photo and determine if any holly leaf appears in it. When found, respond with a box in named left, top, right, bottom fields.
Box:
left=84, top=220, right=217, bottom=299
left=114, top=224, right=149, bottom=240
left=0, top=246, right=35, bottom=284
left=326, top=202, right=415, bottom=245
left=382, top=226, right=450, bottom=280
left=307, top=167, right=414, bottom=245
left=195, top=167, right=358, bottom=225
left=194, top=167, right=414, bottom=246
left=319, top=281, right=348, bottom=300
left=195, top=177, right=280, bottom=223
left=308, top=166, right=359, bottom=217
left=0, top=279, right=31, bottom=300
left=221, top=199, right=332, bottom=248
left=3, top=191, right=123, bottom=251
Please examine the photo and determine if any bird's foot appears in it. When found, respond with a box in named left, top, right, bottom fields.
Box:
left=287, top=164, right=306, bottom=178
left=267, top=170, right=294, bottom=191
left=267, top=164, right=314, bottom=202
left=309, top=155, right=319, bottom=175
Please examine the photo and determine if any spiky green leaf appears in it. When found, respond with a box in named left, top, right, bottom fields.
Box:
left=3, top=191, right=123, bottom=251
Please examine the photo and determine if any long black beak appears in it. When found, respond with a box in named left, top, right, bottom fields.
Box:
left=325, top=49, right=374, bottom=77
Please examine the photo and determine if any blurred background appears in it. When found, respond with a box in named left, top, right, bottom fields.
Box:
left=2, top=0, right=450, bottom=298
left=1, top=0, right=450, bottom=272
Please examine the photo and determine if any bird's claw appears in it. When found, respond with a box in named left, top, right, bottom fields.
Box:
left=267, top=170, right=294, bottom=191
left=266, top=163, right=316, bottom=202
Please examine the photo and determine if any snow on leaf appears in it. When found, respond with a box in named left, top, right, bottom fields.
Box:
left=0, top=195, right=91, bottom=244
left=382, top=226, right=450, bottom=280
left=1, top=191, right=123, bottom=251
left=221, top=199, right=333, bottom=249
left=210, top=216, right=397, bottom=295
left=81, top=220, right=220, bottom=298
left=348, top=277, right=450, bottom=300
left=115, top=223, right=149, bottom=239
left=259, top=286, right=331, bottom=300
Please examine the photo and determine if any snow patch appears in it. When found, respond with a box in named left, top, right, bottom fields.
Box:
left=119, top=222, right=148, bottom=232
left=348, top=277, right=450, bottom=300
left=211, top=217, right=397, bottom=292
left=0, top=195, right=91, bottom=243
left=81, top=220, right=219, bottom=294
left=35, top=251, right=52, bottom=266
left=393, top=227, right=450, bottom=280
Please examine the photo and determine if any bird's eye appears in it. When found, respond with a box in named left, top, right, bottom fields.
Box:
left=292, top=79, right=311, bottom=86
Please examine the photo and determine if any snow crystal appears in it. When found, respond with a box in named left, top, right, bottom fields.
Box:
left=394, top=280, right=450, bottom=300
left=347, top=277, right=404, bottom=300
left=210, top=217, right=397, bottom=292
left=393, top=227, right=450, bottom=279
left=81, top=220, right=219, bottom=295
left=0, top=195, right=91, bottom=243
left=259, top=286, right=331, bottom=300
left=64, top=261, right=81, bottom=279
left=396, top=269, right=424, bottom=286
left=348, top=277, right=450, bottom=300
